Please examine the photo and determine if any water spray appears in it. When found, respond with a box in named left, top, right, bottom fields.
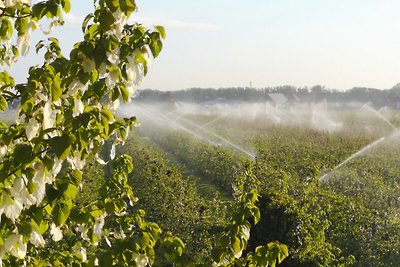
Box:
left=169, top=114, right=256, bottom=160
left=319, top=103, right=399, bottom=182
left=361, top=103, right=397, bottom=131
left=135, top=104, right=221, bottom=146
left=319, top=136, right=386, bottom=182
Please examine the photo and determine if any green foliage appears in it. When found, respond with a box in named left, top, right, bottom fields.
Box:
left=127, top=110, right=400, bottom=266
left=0, top=1, right=290, bottom=266
left=0, top=0, right=178, bottom=265
left=148, top=130, right=249, bottom=195
left=119, top=135, right=230, bottom=264
left=77, top=133, right=289, bottom=266
left=211, top=166, right=288, bottom=266
left=246, top=125, right=400, bottom=266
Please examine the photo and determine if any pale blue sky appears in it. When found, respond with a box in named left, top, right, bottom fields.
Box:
left=10, top=1, right=400, bottom=90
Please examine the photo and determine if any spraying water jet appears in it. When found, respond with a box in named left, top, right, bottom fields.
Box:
left=360, top=103, right=397, bottom=131
left=169, top=114, right=256, bottom=160
left=319, top=136, right=386, bottom=182
left=319, top=103, right=400, bottom=182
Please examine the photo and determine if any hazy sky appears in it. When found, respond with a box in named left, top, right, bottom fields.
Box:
left=10, top=1, right=400, bottom=90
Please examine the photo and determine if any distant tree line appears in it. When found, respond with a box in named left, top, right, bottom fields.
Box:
left=134, top=84, right=400, bottom=108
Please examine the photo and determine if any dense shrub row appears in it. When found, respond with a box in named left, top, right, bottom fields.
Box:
left=251, top=126, right=400, bottom=266
left=145, top=130, right=249, bottom=195
left=81, top=114, right=400, bottom=266
left=118, top=136, right=231, bottom=263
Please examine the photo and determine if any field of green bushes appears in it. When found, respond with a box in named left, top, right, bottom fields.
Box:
left=81, top=108, right=400, bottom=266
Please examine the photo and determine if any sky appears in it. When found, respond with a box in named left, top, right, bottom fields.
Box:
left=9, top=0, right=400, bottom=91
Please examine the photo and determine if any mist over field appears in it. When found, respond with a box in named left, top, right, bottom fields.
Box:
left=119, top=87, right=400, bottom=186
left=119, top=89, right=400, bottom=185
left=120, top=86, right=400, bottom=138
left=113, top=86, right=400, bottom=265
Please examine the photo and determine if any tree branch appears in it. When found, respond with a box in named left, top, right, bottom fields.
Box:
left=0, top=8, right=32, bottom=19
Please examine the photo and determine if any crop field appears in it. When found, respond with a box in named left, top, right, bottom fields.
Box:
left=80, top=101, right=400, bottom=266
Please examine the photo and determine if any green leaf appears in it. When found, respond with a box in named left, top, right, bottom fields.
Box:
left=139, top=232, right=151, bottom=248
left=37, top=221, right=49, bottom=235
left=100, top=109, right=113, bottom=123
left=47, top=2, right=60, bottom=18
left=27, top=180, right=37, bottom=194
left=119, top=84, right=130, bottom=102
left=61, top=0, right=71, bottom=13
left=13, top=143, right=34, bottom=166
left=15, top=17, right=29, bottom=36
left=0, top=18, right=12, bottom=39
left=49, top=134, right=76, bottom=160
left=149, top=32, right=163, bottom=58
left=98, top=9, right=115, bottom=31
left=29, top=206, right=44, bottom=226
left=20, top=6, right=31, bottom=16
left=62, top=183, right=78, bottom=200
left=155, top=25, right=166, bottom=39
left=0, top=96, right=7, bottom=111
left=119, top=0, right=137, bottom=15
left=251, top=206, right=261, bottom=224
left=70, top=208, right=90, bottom=224
left=53, top=201, right=72, bottom=226
left=79, top=41, right=95, bottom=57
left=90, top=209, right=103, bottom=218
left=18, top=223, right=32, bottom=238
left=82, top=14, right=94, bottom=33
left=35, top=40, right=45, bottom=53
left=0, top=71, right=14, bottom=85
left=79, top=71, right=90, bottom=84
left=32, top=3, right=48, bottom=21
left=106, top=0, right=119, bottom=12
left=104, top=199, right=116, bottom=214
left=86, top=24, right=99, bottom=39
left=70, top=170, right=82, bottom=187
left=48, top=37, right=60, bottom=47
left=278, top=244, right=289, bottom=263
left=12, top=45, right=19, bottom=57
left=45, top=184, right=62, bottom=204
left=232, top=236, right=242, bottom=255
left=90, top=69, right=99, bottom=83
left=51, top=74, right=62, bottom=101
